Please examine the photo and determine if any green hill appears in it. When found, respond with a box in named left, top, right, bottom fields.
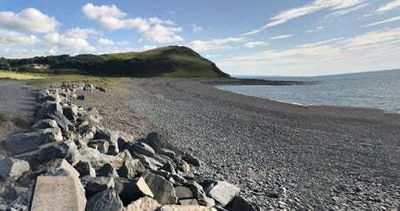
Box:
left=4, top=46, right=229, bottom=78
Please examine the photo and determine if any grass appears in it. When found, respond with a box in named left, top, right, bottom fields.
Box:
left=0, top=70, right=120, bottom=86
left=0, top=113, right=5, bottom=124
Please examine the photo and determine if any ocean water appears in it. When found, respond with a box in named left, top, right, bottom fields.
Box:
left=217, top=70, right=400, bottom=113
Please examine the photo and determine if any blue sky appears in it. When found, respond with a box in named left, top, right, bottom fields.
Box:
left=0, top=0, right=400, bottom=76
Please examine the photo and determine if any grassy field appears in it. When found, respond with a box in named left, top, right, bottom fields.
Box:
left=0, top=71, right=120, bottom=86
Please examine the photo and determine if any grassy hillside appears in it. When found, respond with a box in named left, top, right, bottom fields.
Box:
left=4, top=46, right=229, bottom=78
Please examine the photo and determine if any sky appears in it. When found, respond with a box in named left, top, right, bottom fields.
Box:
left=0, top=0, right=400, bottom=76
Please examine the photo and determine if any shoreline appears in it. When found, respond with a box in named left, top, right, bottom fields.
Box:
left=75, top=78, right=400, bottom=209
left=215, top=85, right=400, bottom=115
left=1, top=78, right=399, bottom=209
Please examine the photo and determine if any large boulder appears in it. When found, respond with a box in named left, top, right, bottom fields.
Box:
left=0, top=158, right=30, bottom=179
left=96, top=163, right=116, bottom=177
left=86, top=189, right=124, bottom=211
left=158, top=205, right=215, bottom=211
left=114, top=177, right=153, bottom=205
left=41, top=159, right=80, bottom=179
left=3, top=129, right=63, bottom=155
left=185, top=181, right=215, bottom=207
left=93, top=129, right=119, bottom=155
left=175, top=186, right=194, bottom=200
left=125, top=196, right=160, bottom=211
left=62, top=105, right=78, bottom=122
left=74, top=161, right=96, bottom=177
left=31, top=176, right=86, bottom=211
left=143, top=132, right=165, bottom=152
left=117, top=157, right=145, bottom=180
left=48, top=111, right=73, bottom=132
left=80, top=176, right=115, bottom=197
left=225, top=196, right=260, bottom=211
left=143, top=172, right=177, bottom=205
left=182, top=153, right=201, bottom=167
left=125, top=141, right=155, bottom=157
left=88, top=139, right=109, bottom=154
left=32, top=119, right=59, bottom=131
left=207, top=181, right=240, bottom=206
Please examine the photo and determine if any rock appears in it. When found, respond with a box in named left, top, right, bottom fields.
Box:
left=96, top=163, right=116, bottom=177
left=143, top=172, right=177, bottom=205
left=77, top=95, right=85, bottom=100
left=0, top=158, right=30, bottom=179
left=132, top=152, right=163, bottom=171
left=160, top=161, right=177, bottom=174
left=86, top=189, right=124, bottom=211
left=143, top=132, right=164, bottom=152
left=179, top=199, right=199, bottom=206
left=182, top=153, right=201, bottom=167
left=81, top=176, right=115, bottom=197
left=37, top=142, right=80, bottom=166
left=78, top=148, right=116, bottom=169
left=117, top=157, right=145, bottom=180
left=3, top=129, right=63, bottom=155
left=159, top=148, right=176, bottom=160
left=37, top=90, right=59, bottom=103
left=36, top=102, right=62, bottom=120
left=114, top=177, right=153, bottom=205
left=88, top=139, right=110, bottom=154
left=177, top=159, right=191, bottom=174
left=207, top=181, right=240, bottom=206
left=117, top=136, right=128, bottom=152
left=225, top=196, right=260, bottom=211
left=62, top=105, right=78, bottom=121
left=175, top=186, right=194, bottom=199
left=48, top=111, right=73, bottom=132
left=126, top=141, right=155, bottom=157
left=41, top=159, right=80, bottom=179
left=74, top=161, right=96, bottom=177
left=94, top=129, right=119, bottom=155
left=185, top=181, right=215, bottom=207
left=95, top=86, right=106, bottom=92
left=158, top=205, right=215, bottom=211
left=31, top=176, right=86, bottom=211
left=125, top=196, right=160, bottom=211
left=32, top=119, right=59, bottom=130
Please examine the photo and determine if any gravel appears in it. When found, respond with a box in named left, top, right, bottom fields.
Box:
left=77, top=78, right=400, bottom=210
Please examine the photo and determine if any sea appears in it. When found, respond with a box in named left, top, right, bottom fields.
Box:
left=216, top=69, right=400, bottom=113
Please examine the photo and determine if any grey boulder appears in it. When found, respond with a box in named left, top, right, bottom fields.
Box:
left=0, top=158, right=30, bottom=179
left=86, top=189, right=124, bottom=211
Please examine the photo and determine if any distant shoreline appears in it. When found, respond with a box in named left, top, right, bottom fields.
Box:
left=202, top=77, right=317, bottom=86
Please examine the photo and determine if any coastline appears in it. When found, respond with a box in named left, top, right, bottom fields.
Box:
left=1, top=78, right=399, bottom=209
left=75, top=78, right=400, bottom=210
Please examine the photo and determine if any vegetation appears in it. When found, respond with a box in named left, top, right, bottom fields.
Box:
left=0, top=112, right=5, bottom=124
left=4, top=46, right=229, bottom=78
left=0, top=71, right=118, bottom=86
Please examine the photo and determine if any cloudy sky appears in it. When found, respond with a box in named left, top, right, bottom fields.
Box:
left=1, top=0, right=400, bottom=76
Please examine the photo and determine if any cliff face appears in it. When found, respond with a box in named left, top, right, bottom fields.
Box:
left=5, top=46, right=230, bottom=78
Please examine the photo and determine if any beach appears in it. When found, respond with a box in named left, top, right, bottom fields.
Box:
left=72, top=78, right=400, bottom=210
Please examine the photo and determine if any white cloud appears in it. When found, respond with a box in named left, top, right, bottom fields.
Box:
left=189, top=37, right=245, bottom=52
left=241, top=0, right=365, bottom=36
left=191, top=24, right=203, bottom=32
left=0, top=8, right=58, bottom=33
left=82, top=3, right=126, bottom=19
left=270, top=34, right=294, bottom=40
left=244, top=41, right=268, bottom=48
left=219, top=27, right=400, bottom=76
left=82, top=3, right=183, bottom=43
left=65, top=28, right=97, bottom=39
left=0, top=29, right=40, bottom=46
left=43, top=31, right=95, bottom=53
left=97, top=38, right=115, bottom=46
left=305, top=26, right=324, bottom=33
left=327, top=2, right=370, bottom=17
left=363, top=16, right=400, bottom=27
left=376, top=0, right=400, bottom=14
